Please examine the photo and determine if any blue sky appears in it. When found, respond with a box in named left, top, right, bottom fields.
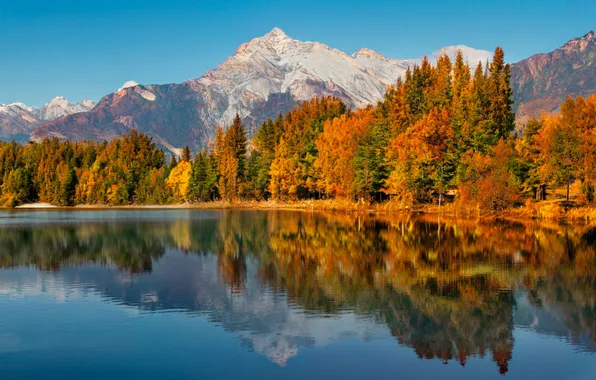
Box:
left=1, top=0, right=594, bottom=106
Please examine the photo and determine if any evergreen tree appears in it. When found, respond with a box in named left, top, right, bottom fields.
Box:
left=169, top=155, right=178, bottom=170
left=226, top=113, right=248, bottom=180
left=188, top=150, right=218, bottom=202
left=60, top=166, right=77, bottom=206
left=182, top=146, right=191, bottom=162
left=488, top=47, right=515, bottom=139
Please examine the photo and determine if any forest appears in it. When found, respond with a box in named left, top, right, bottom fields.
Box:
left=1, top=47, right=596, bottom=214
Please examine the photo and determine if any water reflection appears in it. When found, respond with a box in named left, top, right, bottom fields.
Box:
left=0, top=210, right=595, bottom=373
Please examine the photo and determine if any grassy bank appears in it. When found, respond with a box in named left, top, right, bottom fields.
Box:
left=6, top=197, right=596, bottom=224
left=5, top=181, right=596, bottom=223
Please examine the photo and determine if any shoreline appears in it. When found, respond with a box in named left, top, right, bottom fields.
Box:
left=5, top=200, right=596, bottom=225
left=10, top=200, right=373, bottom=212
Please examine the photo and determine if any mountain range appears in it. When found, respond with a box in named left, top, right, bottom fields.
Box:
left=2, top=28, right=595, bottom=153
left=0, top=97, right=95, bottom=141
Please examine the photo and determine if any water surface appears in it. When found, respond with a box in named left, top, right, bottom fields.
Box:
left=0, top=210, right=595, bottom=379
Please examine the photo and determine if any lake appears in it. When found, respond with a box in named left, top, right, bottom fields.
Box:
left=0, top=209, right=594, bottom=379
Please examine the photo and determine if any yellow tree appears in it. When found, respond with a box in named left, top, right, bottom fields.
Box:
left=218, top=149, right=239, bottom=202
left=166, top=160, right=192, bottom=202
left=268, top=137, right=298, bottom=200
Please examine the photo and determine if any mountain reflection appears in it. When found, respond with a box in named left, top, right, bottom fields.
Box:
left=0, top=210, right=595, bottom=372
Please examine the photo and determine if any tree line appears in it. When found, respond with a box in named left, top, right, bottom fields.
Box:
left=1, top=47, right=595, bottom=209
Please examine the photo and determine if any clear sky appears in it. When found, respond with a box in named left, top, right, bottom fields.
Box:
left=1, top=0, right=594, bottom=107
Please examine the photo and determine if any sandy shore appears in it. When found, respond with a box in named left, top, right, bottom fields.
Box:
left=15, top=203, right=58, bottom=209
left=5, top=200, right=373, bottom=212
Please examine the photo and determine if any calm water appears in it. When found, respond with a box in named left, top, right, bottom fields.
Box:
left=0, top=210, right=595, bottom=379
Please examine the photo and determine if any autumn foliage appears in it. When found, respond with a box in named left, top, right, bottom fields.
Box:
left=1, top=49, right=596, bottom=212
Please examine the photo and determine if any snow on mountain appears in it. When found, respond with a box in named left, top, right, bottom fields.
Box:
left=30, top=27, right=494, bottom=152
left=34, top=96, right=96, bottom=121
left=4, top=102, right=36, bottom=113
left=119, top=81, right=139, bottom=91
left=185, top=28, right=496, bottom=128
left=190, top=27, right=417, bottom=127
left=0, top=103, right=41, bottom=140
left=431, top=45, right=494, bottom=65
left=1, top=97, right=96, bottom=140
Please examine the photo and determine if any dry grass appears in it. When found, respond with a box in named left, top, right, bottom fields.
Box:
left=190, top=198, right=373, bottom=212
left=6, top=186, right=596, bottom=224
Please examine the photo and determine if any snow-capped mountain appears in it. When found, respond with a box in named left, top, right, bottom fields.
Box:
left=0, top=103, right=41, bottom=140
left=190, top=28, right=493, bottom=127
left=34, top=96, right=96, bottom=121
left=31, top=28, right=492, bottom=152
left=0, top=97, right=96, bottom=141
left=191, top=27, right=413, bottom=125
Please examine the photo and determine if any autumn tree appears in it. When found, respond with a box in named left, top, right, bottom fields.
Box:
left=457, top=140, right=521, bottom=213
left=386, top=108, right=454, bottom=204
left=166, top=160, right=192, bottom=202
left=315, top=109, right=373, bottom=198
left=534, top=113, right=582, bottom=203
left=268, top=96, right=346, bottom=200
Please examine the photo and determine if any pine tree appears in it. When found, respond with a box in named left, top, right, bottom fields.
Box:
left=182, top=146, right=191, bottom=162
left=169, top=155, right=178, bottom=170
left=226, top=113, right=248, bottom=181
left=253, top=119, right=277, bottom=196
left=60, top=165, right=78, bottom=206
left=188, top=152, right=208, bottom=202
left=488, top=47, right=515, bottom=139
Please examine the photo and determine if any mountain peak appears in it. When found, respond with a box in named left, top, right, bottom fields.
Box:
left=33, top=96, right=96, bottom=122
left=264, top=27, right=289, bottom=40
left=119, top=81, right=139, bottom=91
left=353, top=48, right=387, bottom=61
left=233, top=27, right=294, bottom=57
left=7, top=102, right=34, bottom=111
left=560, top=29, right=595, bottom=53
left=48, top=96, right=69, bottom=105
left=571, top=29, right=595, bottom=43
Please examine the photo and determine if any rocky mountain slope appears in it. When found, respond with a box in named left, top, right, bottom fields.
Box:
left=30, top=28, right=491, bottom=152
left=511, top=30, right=596, bottom=122
left=9, top=28, right=596, bottom=152
left=0, top=97, right=95, bottom=141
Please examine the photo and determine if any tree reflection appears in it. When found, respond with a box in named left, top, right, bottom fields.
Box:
left=0, top=210, right=595, bottom=373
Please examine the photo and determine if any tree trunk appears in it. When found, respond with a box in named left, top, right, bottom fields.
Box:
left=539, top=184, right=547, bottom=201
left=566, top=179, right=570, bottom=203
